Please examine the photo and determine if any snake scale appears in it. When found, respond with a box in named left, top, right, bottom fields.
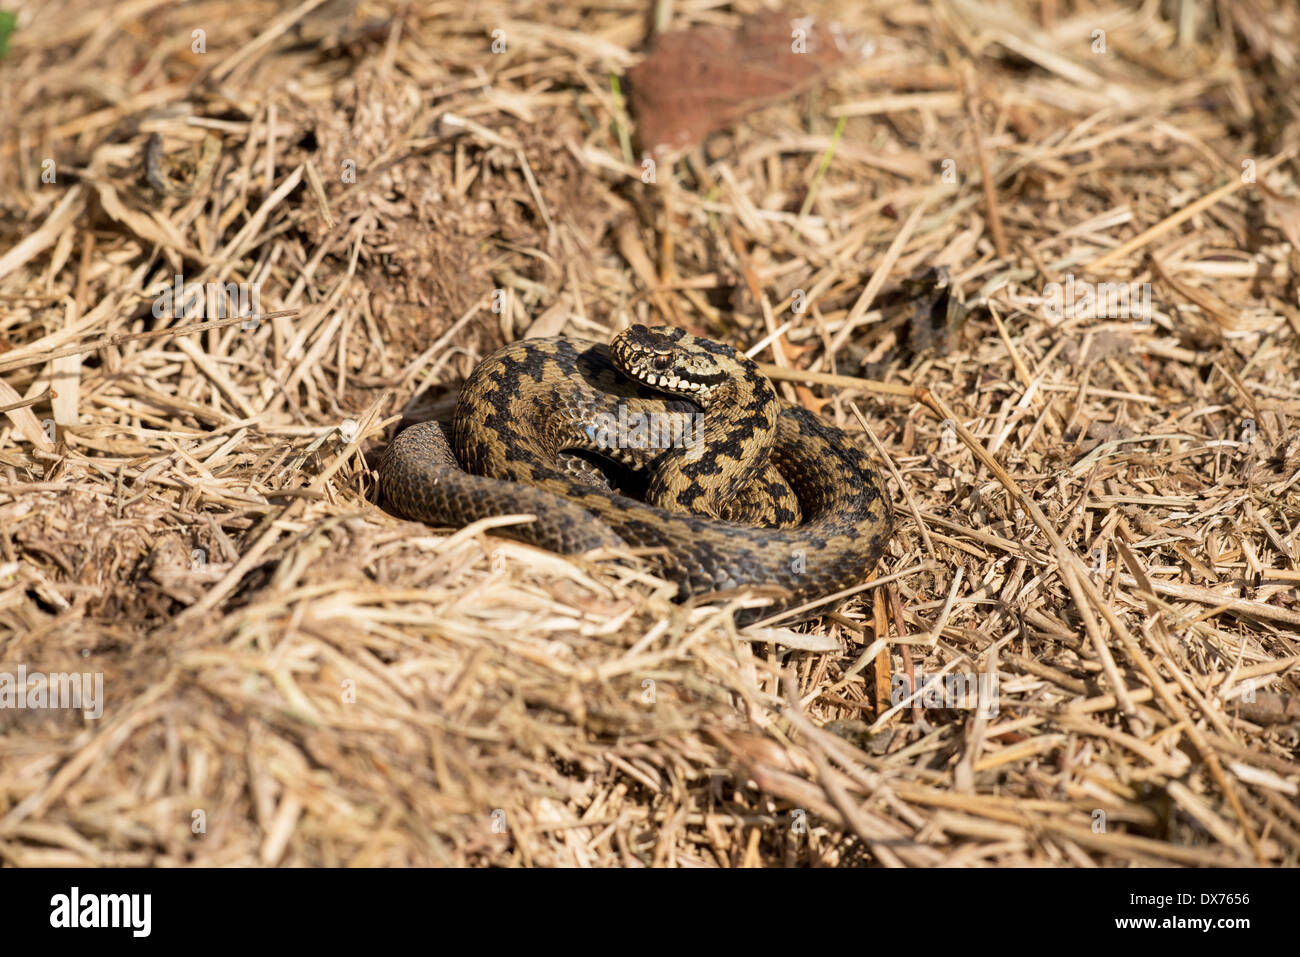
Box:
left=379, top=324, right=893, bottom=622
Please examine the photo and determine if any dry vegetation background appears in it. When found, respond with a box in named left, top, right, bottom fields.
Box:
left=1, top=0, right=1298, bottom=867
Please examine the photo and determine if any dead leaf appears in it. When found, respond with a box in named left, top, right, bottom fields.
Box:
left=626, top=11, right=867, bottom=156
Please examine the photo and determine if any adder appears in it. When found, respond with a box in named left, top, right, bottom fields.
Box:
left=379, top=324, right=892, bottom=623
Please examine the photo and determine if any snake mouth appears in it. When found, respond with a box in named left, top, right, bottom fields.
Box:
left=620, top=355, right=712, bottom=396
left=630, top=365, right=708, bottom=394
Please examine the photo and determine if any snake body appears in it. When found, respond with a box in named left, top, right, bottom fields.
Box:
left=379, top=325, right=893, bottom=622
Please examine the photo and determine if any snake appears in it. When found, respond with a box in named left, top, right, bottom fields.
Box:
left=378, top=324, right=893, bottom=623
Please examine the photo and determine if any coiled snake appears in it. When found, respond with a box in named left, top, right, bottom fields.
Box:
left=379, top=325, right=893, bottom=622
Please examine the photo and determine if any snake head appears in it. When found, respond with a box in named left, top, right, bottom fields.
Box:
left=611, top=324, right=734, bottom=399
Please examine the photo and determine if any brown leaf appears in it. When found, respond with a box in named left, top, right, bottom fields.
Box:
left=626, top=11, right=867, bottom=156
left=1259, top=182, right=1300, bottom=252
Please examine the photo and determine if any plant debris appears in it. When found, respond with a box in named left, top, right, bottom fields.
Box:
left=0, top=0, right=1297, bottom=867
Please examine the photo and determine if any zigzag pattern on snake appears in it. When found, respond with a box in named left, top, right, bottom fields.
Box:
left=379, top=324, right=893, bottom=623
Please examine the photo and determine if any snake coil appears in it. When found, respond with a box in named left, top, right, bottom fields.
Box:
left=379, top=324, right=892, bottom=622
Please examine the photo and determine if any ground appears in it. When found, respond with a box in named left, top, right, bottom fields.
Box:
left=0, top=0, right=1297, bottom=867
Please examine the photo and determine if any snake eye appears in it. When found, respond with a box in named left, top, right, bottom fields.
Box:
left=651, top=354, right=671, bottom=371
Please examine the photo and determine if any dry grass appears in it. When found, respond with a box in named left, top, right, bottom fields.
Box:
left=1, top=0, right=1298, bottom=867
